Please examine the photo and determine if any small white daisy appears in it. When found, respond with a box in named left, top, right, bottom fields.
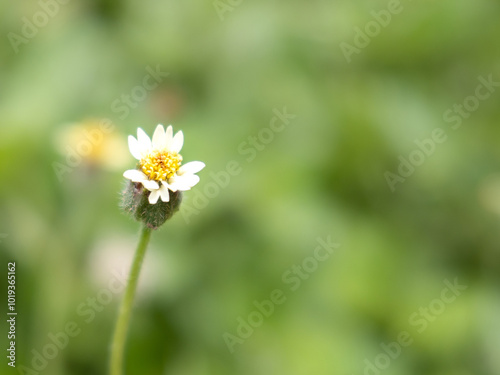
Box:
left=123, top=125, right=205, bottom=204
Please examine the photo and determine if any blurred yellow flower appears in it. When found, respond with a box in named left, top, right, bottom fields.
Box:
left=54, top=119, right=129, bottom=171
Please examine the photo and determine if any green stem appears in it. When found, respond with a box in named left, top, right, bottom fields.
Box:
left=110, top=225, right=152, bottom=375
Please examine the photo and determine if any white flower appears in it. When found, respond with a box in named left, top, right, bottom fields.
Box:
left=123, top=125, right=205, bottom=204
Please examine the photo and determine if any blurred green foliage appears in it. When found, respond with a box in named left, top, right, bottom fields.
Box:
left=1, top=0, right=500, bottom=374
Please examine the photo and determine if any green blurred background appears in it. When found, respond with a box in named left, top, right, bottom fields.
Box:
left=1, top=0, right=500, bottom=374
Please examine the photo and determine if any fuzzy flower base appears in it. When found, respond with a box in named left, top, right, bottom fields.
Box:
left=121, top=181, right=182, bottom=229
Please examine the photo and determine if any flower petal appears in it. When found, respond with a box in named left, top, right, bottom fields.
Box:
left=149, top=190, right=160, bottom=204
left=162, top=180, right=177, bottom=192
left=123, top=169, right=148, bottom=182
left=173, top=174, right=200, bottom=191
left=137, top=128, right=152, bottom=154
left=165, top=125, right=173, bottom=151
left=159, top=185, right=170, bottom=202
left=142, top=179, right=160, bottom=191
left=171, top=130, right=184, bottom=153
left=152, top=124, right=166, bottom=150
left=178, top=161, right=205, bottom=175
left=128, top=136, right=142, bottom=160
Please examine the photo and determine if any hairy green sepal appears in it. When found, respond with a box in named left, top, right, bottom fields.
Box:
left=121, top=180, right=182, bottom=230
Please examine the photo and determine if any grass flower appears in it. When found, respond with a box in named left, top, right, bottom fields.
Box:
left=111, top=124, right=205, bottom=375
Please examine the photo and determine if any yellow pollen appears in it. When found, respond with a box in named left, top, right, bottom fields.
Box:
left=141, top=150, right=182, bottom=181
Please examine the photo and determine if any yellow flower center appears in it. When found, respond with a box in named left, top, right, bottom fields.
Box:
left=141, top=150, right=182, bottom=181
